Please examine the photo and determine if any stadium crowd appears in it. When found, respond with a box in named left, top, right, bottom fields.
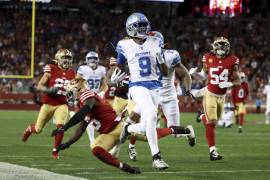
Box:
left=0, top=5, right=269, bottom=105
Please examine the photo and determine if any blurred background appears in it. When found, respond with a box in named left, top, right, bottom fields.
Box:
left=0, top=0, right=269, bottom=111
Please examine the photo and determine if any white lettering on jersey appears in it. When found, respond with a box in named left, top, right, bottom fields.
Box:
left=77, top=65, right=106, bottom=92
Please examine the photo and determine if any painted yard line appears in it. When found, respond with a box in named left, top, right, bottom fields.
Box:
left=99, top=177, right=147, bottom=179
left=76, top=169, right=270, bottom=175
left=51, top=167, right=95, bottom=170
left=31, top=164, right=52, bottom=167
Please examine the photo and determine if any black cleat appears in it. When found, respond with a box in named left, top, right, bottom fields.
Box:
left=119, top=122, right=130, bottom=144
left=120, top=163, right=141, bottom=174
left=210, top=150, right=223, bottom=161
left=238, top=128, right=242, bottom=133
left=196, top=110, right=203, bottom=123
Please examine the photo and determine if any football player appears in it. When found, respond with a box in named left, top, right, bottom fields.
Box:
left=189, top=37, right=241, bottom=161
left=149, top=31, right=195, bottom=144
left=51, top=80, right=191, bottom=173
left=76, top=51, right=107, bottom=146
left=231, top=72, right=249, bottom=133
left=263, top=78, right=270, bottom=124
left=114, top=13, right=169, bottom=169
left=22, top=48, right=75, bottom=159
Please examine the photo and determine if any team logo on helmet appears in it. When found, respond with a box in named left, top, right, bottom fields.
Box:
left=85, top=51, right=99, bottom=69
left=126, top=13, right=151, bottom=40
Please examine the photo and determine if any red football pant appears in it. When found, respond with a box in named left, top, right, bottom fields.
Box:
left=92, top=146, right=120, bottom=168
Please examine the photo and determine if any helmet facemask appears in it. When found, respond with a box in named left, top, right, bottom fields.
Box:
left=86, top=57, right=99, bottom=69
left=212, top=37, right=230, bottom=57
left=59, top=55, right=73, bottom=69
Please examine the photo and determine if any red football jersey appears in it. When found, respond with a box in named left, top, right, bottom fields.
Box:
left=104, top=86, right=116, bottom=100
left=42, top=64, right=75, bottom=106
left=79, top=90, right=120, bottom=134
left=231, top=82, right=249, bottom=104
left=203, top=53, right=239, bottom=95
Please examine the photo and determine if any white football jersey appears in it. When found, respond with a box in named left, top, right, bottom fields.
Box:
left=159, top=49, right=181, bottom=102
left=263, top=84, right=270, bottom=112
left=116, top=36, right=161, bottom=89
left=77, top=65, right=106, bottom=92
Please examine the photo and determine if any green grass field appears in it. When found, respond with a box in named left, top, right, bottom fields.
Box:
left=0, top=110, right=270, bottom=180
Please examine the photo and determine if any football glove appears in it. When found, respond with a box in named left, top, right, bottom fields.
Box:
left=56, top=143, right=70, bottom=152
left=218, top=82, right=233, bottom=89
left=111, top=68, right=126, bottom=85
left=45, top=86, right=60, bottom=95
left=51, top=127, right=65, bottom=137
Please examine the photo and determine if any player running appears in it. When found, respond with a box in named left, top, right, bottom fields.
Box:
left=189, top=37, right=241, bottom=161
left=231, top=72, right=249, bottom=133
left=76, top=51, right=107, bottom=145
left=114, top=13, right=170, bottom=169
left=21, top=48, right=75, bottom=159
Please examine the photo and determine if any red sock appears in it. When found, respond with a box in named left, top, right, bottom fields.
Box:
left=129, top=136, right=136, bottom=145
left=54, top=124, right=64, bottom=149
left=30, top=124, right=37, bottom=133
left=239, top=114, right=244, bottom=126
left=201, top=114, right=207, bottom=125
left=206, top=123, right=215, bottom=147
left=92, top=146, right=120, bottom=168
left=156, top=128, right=172, bottom=139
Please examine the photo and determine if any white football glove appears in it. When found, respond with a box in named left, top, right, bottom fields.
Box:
left=111, top=68, right=126, bottom=85
left=218, top=82, right=233, bottom=89
left=189, top=67, right=198, bottom=75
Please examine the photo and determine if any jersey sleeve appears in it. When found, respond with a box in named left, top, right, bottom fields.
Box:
left=43, top=64, right=51, bottom=73
left=202, top=54, right=207, bottom=63
left=101, top=66, right=106, bottom=76
left=77, top=66, right=86, bottom=78
left=234, top=56, right=240, bottom=66
left=116, top=41, right=127, bottom=65
left=79, top=90, right=96, bottom=105
left=171, top=51, right=181, bottom=67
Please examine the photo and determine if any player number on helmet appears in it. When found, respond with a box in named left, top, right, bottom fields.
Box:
left=209, top=68, right=228, bottom=85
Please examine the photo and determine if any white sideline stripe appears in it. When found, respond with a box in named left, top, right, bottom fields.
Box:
left=144, top=169, right=270, bottom=174
left=99, top=177, right=147, bottom=179
left=76, top=169, right=270, bottom=175
left=31, top=164, right=51, bottom=167
left=51, top=167, right=95, bottom=170
left=0, top=162, right=87, bottom=180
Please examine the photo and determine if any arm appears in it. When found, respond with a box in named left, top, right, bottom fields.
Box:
left=51, top=98, right=97, bottom=136
left=106, top=66, right=117, bottom=86
left=231, top=65, right=241, bottom=86
left=189, top=63, right=208, bottom=81
left=156, top=52, right=168, bottom=77
left=62, top=120, right=88, bottom=148
left=174, top=62, right=192, bottom=92
left=36, top=72, right=50, bottom=92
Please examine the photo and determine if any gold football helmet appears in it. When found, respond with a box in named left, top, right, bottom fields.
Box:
left=211, top=37, right=230, bottom=57
left=54, top=48, right=73, bottom=69
left=65, top=79, right=87, bottom=99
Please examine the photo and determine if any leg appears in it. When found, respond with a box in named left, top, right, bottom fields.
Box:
left=53, top=104, right=69, bottom=159
left=86, top=123, right=95, bottom=145
left=22, top=104, right=55, bottom=142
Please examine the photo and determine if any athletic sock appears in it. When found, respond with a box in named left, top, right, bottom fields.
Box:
left=201, top=114, right=207, bottom=125
left=54, top=124, right=64, bottom=149
left=92, top=146, right=120, bottom=168
left=129, top=136, right=136, bottom=148
left=156, top=128, right=172, bottom=139
left=239, top=114, right=244, bottom=126
left=206, top=123, right=215, bottom=148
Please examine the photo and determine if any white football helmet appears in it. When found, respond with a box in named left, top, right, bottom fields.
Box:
left=85, top=51, right=99, bottom=69
left=126, top=13, right=151, bottom=40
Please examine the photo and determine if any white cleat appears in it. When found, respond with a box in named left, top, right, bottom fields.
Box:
left=128, top=147, right=137, bottom=161
left=186, top=125, right=196, bottom=147
left=152, top=159, right=169, bottom=170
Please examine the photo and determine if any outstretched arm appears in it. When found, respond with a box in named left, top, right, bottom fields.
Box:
left=57, top=120, right=89, bottom=152
left=174, top=62, right=192, bottom=93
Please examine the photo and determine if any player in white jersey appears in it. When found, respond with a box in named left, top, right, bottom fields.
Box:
left=76, top=51, right=107, bottom=145
left=263, top=80, right=270, bottom=124
left=217, top=102, right=234, bottom=128
left=113, top=13, right=169, bottom=170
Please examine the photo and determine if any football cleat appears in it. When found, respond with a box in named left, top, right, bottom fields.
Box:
left=186, top=125, right=196, bottom=147
left=152, top=158, right=169, bottom=170
left=52, top=148, right=59, bottom=160
left=210, top=150, right=223, bottom=161
left=120, top=163, right=141, bottom=174
left=238, top=128, right=242, bottom=133
left=128, top=147, right=137, bottom=161
left=119, top=122, right=130, bottom=144
left=196, top=110, right=203, bottom=123
left=22, top=125, right=32, bottom=142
